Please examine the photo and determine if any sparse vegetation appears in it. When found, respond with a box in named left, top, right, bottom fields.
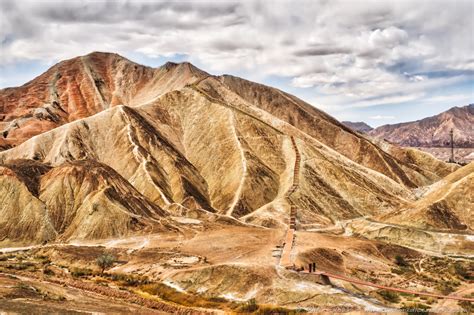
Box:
left=436, top=279, right=459, bottom=295
left=391, top=267, right=405, bottom=275
left=34, top=255, right=51, bottom=264
left=454, top=262, right=469, bottom=279
left=458, top=293, right=474, bottom=314
left=141, top=283, right=237, bottom=310
left=71, top=267, right=94, bottom=278
left=141, top=283, right=306, bottom=314
left=6, top=262, right=36, bottom=271
left=0, top=222, right=471, bottom=314
left=107, top=273, right=150, bottom=287
left=15, top=282, right=31, bottom=290
left=458, top=298, right=473, bottom=313
left=254, top=305, right=306, bottom=314
left=395, top=255, right=409, bottom=267
left=96, top=253, right=115, bottom=274
left=43, top=266, right=55, bottom=276
left=378, top=290, right=400, bottom=303
left=239, top=298, right=258, bottom=312
left=401, top=302, right=430, bottom=315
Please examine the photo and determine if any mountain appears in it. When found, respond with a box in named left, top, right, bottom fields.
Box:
left=0, top=159, right=170, bottom=245
left=1, top=52, right=472, bottom=313
left=369, top=104, right=474, bottom=148
left=342, top=121, right=373, bottom=133
left=381, top=162, right=473, bottom=231
left=0, top=52, right=463, bottom=245
left=0, top=52, right=204, bottom=149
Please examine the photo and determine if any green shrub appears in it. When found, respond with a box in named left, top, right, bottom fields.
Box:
left=391, top=268, right=404, bottom=275
left=96, top=253, right=115, bottom=274
left=34, top=255, right=51, bottom=263
left=208, top=296, right=228, bottom=303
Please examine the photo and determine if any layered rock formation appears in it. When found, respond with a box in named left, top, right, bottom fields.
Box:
left=0, top=52, right=203, bottom=148
left=0, top=52, right=469, bottom=244
left=0, top=159, right=169, bottom=245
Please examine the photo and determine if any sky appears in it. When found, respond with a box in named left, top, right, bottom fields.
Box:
left=1, top=0, right=473, bottom=127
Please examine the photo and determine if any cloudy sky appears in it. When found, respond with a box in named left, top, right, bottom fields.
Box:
left=1, top=0, right=473, bottom=127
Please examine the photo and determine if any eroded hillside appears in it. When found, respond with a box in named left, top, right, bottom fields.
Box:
left=0, top=52, right=472, bottom=314
left=0, top=52, right=468, bottom=244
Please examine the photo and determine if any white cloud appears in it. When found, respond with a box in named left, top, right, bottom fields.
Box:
left=423, top=94, right=473, bottom=104
left=369, top=115, right=396, bottom=120
left=0, top=0, right=473, bottom=112
left=369, top=27, right=408, bottom=48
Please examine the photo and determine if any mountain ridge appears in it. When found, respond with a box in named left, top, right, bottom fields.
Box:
left=0, top=51, right=466, bottom=245
left=342, top=121, right=373, bottom=133
left=369, top=104, right=474, bottom=147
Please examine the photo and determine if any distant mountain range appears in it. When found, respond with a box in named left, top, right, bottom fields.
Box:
left=369, top=104, right=474, bottom=148
left=343, top=104, right=474, bottom=149
left=341, top=121, right=373, bottom=133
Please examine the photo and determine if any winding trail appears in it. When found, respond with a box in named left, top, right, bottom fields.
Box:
left=279, top=136, right=300, bottom=268
left=226, top=114, right=248, bottom=216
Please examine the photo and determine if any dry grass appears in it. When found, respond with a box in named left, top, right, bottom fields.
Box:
left=140, top=283, right=237, bottom=310
left=140, top=283, right=305, bottom=314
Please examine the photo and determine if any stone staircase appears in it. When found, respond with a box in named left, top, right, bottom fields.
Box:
left=280, top=136, right=301, bottom=268
left=287, top=136, right=300, bottom=230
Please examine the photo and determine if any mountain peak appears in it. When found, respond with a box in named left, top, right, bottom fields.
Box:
left=342, top=121, right=373, bottom=133
left=0, top=52, right=207, bottom=148
left=370, top=104, right=474, bottom=148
